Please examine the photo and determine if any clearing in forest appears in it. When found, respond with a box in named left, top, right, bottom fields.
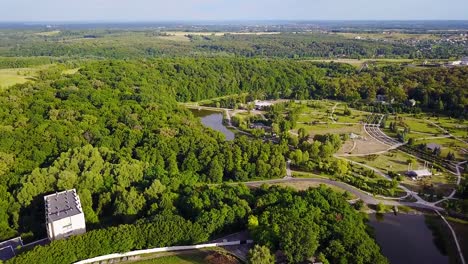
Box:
left=0, top=68, right=37, bottom=89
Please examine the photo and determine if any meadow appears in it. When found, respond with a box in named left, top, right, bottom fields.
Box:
left=0, top=68, right=37, bottom=89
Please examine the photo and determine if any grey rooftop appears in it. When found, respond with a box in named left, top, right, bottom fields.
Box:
left=44, top=189, right=83, bottom=222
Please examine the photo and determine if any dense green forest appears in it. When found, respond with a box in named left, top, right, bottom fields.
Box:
left=0, top=58, right=467, bottom=242
left=0, top=60, right=292, bottom=241
left=0, top=30, right=466, bottom=59
left=0, top=55, right=466, bottom=263
left=7, top=185, right=388, bottom=264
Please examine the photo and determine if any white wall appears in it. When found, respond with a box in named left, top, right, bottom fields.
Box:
left=47, top=213, right=86, bottom=240
left=74, top=240, right=254, bottom=264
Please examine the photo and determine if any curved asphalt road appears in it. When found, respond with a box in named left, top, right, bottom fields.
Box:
left=242, top=177, right=443, bottom=211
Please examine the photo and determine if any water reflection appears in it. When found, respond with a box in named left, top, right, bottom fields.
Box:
left=191, top=110, right=235, bottom=141
left=368, top=213, right=448, bottom=264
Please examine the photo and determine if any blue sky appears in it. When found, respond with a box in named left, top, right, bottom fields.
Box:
left=1, top=0, right=467, bottom=21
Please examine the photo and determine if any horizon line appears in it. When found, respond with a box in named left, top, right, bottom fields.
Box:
left=1, top=19, right=468, bottom=24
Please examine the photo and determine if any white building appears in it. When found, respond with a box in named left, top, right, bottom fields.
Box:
left=44, top=189, right=86, bottom=241
left=406, top=169, right=432, bottom=179
left=253, top=100, right=273, bottom=110
left=450, top=57, right=468, bottom=66
left=462, top=57, right=468, bottom=65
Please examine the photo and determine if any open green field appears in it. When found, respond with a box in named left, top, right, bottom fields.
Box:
left=158, top=31, right=281, bottom=42
left=35, top=30, right=61, bottom=36
left=396, top=115, right=445, bottom=134
left=348, top=150, right=424, bottom=173
left=0, top=68, right=37, bottom=89
left=295, top=123, right=364, bottom=137
left=333, top=106, right=368, bottom=123
left=0, top=64, right=56, bottom=89
left=297, top=100, right=368, bottom=124
left=398, top=114, right=467, bottom=139
left=415, top=137, right=468, bottom=160
left=303, top=58, right=414, bottom=67
left=435, top=117, right=468, bottom=139
left=348, top=150, right=457, bottom=195
left=336, top=32, right=440, bottom=41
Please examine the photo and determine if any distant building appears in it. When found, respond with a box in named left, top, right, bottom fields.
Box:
left=449, top=57, right=468, bottom=66
left=376, top=94, right=392, bottom=104
left=462, top=57, right=468, bottom=65
left=44, top=189, right=86, bottom=241
left=253, top=100, right=273, bottom=110
left=0, top=237, right=23, bottom=261
left=406, top=169, right=432, bottom=179
left=426, top=143, right=442, bottom=152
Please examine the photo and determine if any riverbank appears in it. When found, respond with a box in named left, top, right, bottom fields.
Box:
left=367, top=211, right=467, bottom=264
left=368, top=213, right=449, bottom=264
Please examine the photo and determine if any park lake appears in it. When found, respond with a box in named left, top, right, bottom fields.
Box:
left=191, top=109, right=235, bottom=141
left=369, top=213, right=448, bottom=264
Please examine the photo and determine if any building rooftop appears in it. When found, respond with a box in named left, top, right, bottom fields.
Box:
left=426, top=143, right=442, bottom=151
left=254, top=100, right=273, bottom=106
left=407, top=169, right=432, bottom=177
left=44, top=189, right=83, bottom=223
left=0, top=237, right=22, bottom=261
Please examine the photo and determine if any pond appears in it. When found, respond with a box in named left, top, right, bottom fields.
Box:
left=368, top=213, right=448, bottom=264
left=191, top=109, right=235, bottom=141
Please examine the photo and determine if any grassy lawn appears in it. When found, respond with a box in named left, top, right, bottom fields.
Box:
left=415, top=137, right=468, bottom=160
left=333, top=107, right=369, bottom=123
left=347, top=150, right=456, bottom=194
left=0, top=65, right=53, bottom=90
left=296, top=101, right=368, bottom=132
left=347, top=149, right=423, bottom=174
left=402, top=117, right=444, bottom=134
left=0, top=68, right=36, bottom=89
left=35, top=30, right=61, bottom=36
left=296, top=100, right=334, bottom=122
left=399, top=114, right=467, bottom=139
left=303, top=58, right=414, bottom=67
left=295, top=123, right=364, bottom=137
left=336, top=32, right=439, bottom=41
left=436, top=117, right=468, bottom=139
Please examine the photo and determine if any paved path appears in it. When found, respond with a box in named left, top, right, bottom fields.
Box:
left=334, top=155, right=448, bottom=209
left=330, top=103, right=339, bottom=122
left=427, top=120, right=467, bottom=144
left=284, top=159, right=292, bottom=179
left=435, top=210, right=466, bottom=264
left=415, top=135, right=452, bottom=141
left=241, top=177, right=443, bottom=211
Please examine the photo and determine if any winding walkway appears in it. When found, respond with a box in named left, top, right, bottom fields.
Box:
left=241, top=176, right=443, bottom=210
